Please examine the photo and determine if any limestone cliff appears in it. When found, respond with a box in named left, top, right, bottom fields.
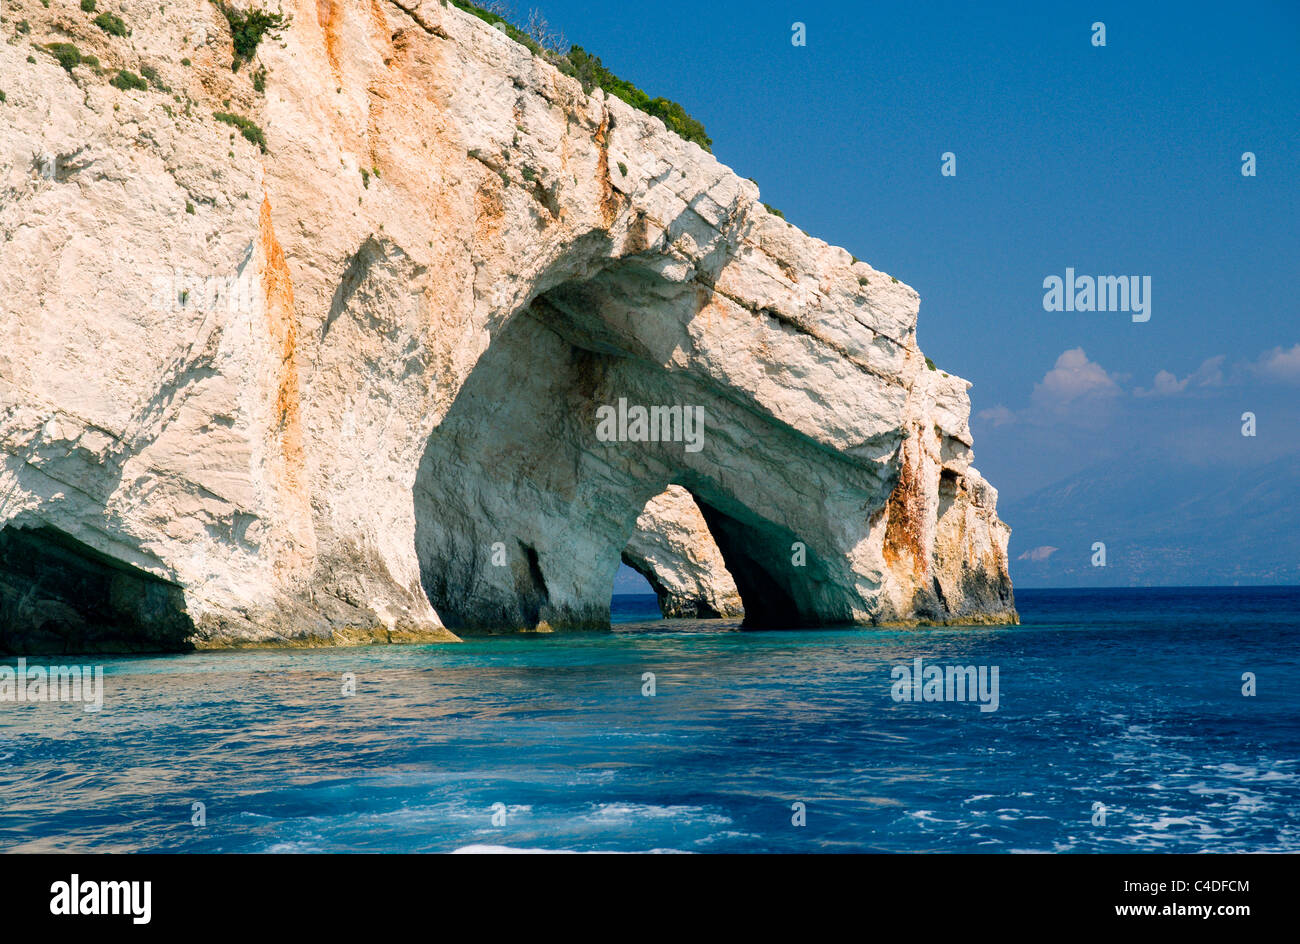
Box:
left=624, top=486, right=743, bottom=620
left=0, top=0, right=1015, bottom=652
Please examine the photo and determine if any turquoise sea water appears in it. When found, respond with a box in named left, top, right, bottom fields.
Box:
left=1, top=587, right=1296, bottom=853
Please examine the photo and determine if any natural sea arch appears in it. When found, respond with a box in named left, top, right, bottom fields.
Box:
left=412, top=259, right=854, bottom=633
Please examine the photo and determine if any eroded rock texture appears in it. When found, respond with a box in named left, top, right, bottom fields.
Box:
left=0, top=1, right=1014, bottom=651
left=624, top=487, right=743, bottom=620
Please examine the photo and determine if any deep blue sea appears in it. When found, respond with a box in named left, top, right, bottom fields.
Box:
left=1, top=587, right=1297, bottom=853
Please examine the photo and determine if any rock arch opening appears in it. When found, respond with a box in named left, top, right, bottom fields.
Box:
left=413, top=255, right=862, bottom=633
left=618, top=485, right=743, bottom=621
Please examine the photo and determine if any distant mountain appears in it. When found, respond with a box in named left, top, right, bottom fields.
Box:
left=1001, top=454, right=1300, bottom=587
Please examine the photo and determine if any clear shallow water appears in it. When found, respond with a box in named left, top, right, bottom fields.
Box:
left=1, top=587, right=1297, bottom=853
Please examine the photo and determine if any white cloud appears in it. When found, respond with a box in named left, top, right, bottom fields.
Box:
left=981, top=343, right=1295, bottom=433
left=977, top=349, right=1122, bottom=428
left=1134, top=355, right=1226, bottom=397
left=1030, top=348, right=1122, bottom=409
left=1254, top=343, right=1300, bottom=384
left=976, top=405, right=1016, bottom=427
left=1017, top=545, right=1058, bottom=562
left=1148, top=369, right=1185, bottom=396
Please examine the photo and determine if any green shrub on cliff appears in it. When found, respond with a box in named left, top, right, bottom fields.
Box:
left=563, top=46, right=711, bottom=152
left=139, top=64, right=170, bottom=90
left=110, top=69, right=148, bottom=91
left=212, top=1, right=288, bottom=69
left=445, top=2, right=713, bottom=153
left=94, top=11, right=129, bottom=37
left=214, top=110, right=267, bottom=151
left=449, top=0, right=533, bottom=50
left=44, top=43, right=83, bottom=73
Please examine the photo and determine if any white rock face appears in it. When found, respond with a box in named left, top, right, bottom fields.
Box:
left=624, top=486, right=743, bottom=619
left=0, top=0, right=1014, bottom=651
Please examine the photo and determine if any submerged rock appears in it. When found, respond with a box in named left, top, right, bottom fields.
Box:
left=0, top=1, right=1014, bottom=651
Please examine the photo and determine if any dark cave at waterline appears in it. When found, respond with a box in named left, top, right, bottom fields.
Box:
left=0, top=526, right=195, bottom=655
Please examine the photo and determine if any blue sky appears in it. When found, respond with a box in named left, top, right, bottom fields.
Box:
left=522, top=0, right=1299, bottom=588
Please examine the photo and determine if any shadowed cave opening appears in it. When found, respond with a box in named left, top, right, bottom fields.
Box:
left=611, top=483, right=822, bottom=627
left=691, top=498, right=799, bottom=627
left=687, top=487, right=839, bottom=628
left=0, top=525, right=195, bottom=655
left=613, top=483, right=830, bottom=625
